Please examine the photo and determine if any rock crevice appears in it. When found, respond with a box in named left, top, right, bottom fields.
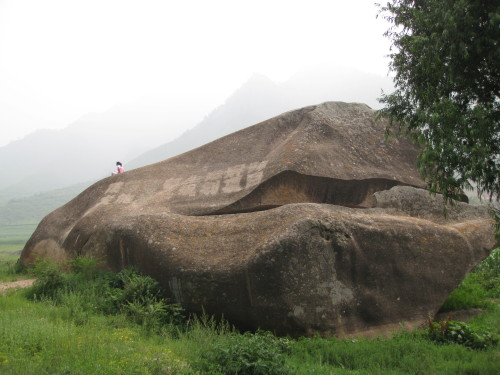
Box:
left=210, top=170, right=416, bottom=215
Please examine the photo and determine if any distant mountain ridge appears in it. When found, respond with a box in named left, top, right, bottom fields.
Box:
left=0, top=101, right=206, bottom=203
left=128, top=67, right=393, bottom=169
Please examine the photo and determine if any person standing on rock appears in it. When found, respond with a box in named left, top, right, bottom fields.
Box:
left=112, top=161, right=125, bottom=175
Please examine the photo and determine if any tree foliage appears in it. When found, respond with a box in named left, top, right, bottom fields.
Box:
left=377, top=0, right=499, bottom=203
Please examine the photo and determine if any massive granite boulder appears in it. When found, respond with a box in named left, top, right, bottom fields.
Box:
left=20, top=102, right=495, bottom=336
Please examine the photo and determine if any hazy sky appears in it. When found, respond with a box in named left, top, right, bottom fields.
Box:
left=0, top=0, right=392, bottom=147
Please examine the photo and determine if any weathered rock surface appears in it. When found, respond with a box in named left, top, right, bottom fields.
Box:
left=20, top=102, right=496, bottom=336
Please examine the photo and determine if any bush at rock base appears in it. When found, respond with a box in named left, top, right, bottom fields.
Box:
left=194, top=330, right=290, bottom=375
left=426, top=318, right=498, bottom=350
left=25, top=256, right=184, bottom=332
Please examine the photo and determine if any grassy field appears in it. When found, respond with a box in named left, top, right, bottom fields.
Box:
left=0, top=249, right=498, bottom=374
left=0, top=223, right=36, bottom=282
left=0, top=224, right=37, bottom=253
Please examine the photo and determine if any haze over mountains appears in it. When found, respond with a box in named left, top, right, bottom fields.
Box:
left=0, top=98, right=208, bottom=202
left=0, top=67, right=393, bottom=223
left=128, top=67, right=393, bottom=169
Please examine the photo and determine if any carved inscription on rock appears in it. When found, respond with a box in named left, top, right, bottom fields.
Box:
left=164, top=161, right=268, bottom=200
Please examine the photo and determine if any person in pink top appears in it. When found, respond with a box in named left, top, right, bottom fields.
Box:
left=112, top=161, right=125, bottom=175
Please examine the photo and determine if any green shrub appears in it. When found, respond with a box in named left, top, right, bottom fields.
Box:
left=195, top=331, right=290, bottom=375
left=119, top=268, right=163, bottom=305
left=27, top=258, right=64, bottom=299
left=125, top=299, right=167, bottom=331
left=473, top=247, right=500, bottom=296
left=426, top=318, right=498, bottom=350
left=107, top=269, right=185, bottom=330
left=0, top=255, right=27, bottom=282
left=23, top=261, right=185, bottom=332
left=68, top=255, right=101, bottom=280
left=3, top=260, right=26, bottom=276
left=1, top=260, right=23, bottom=279
left=475, top=248, right=500, bottom=274
left=11, top=260, right=26, bottom=275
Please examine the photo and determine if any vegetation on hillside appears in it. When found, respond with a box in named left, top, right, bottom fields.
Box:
left=0, top=248, right=499, bottom=375
left=0, top=183, right=88, bottom=225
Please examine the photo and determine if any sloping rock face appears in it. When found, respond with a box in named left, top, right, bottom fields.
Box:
left=20, top=102, right=495, bottom=336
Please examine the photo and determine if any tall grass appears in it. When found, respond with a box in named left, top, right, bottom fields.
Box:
left=0, top=223, right=34, bottom=282
left=0, top=250, right=499, bottom=375
left=287, top=333, right=499, bottom=375
left=25, top=258, right=185, bottom=334
left=0, top=254, right=26, bottom=283
left=0, top=293, right=192, bottom=375
left=440, top=247, right=500, bottom=312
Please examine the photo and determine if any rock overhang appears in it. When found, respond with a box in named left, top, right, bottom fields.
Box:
left=47, top=102, right=425, bottom=218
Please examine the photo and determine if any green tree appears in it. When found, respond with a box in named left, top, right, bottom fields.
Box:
left=377, top=0, right=499, bottom=203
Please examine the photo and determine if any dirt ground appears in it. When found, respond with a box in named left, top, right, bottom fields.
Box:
left=0, top=279, right=35, bottom=294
